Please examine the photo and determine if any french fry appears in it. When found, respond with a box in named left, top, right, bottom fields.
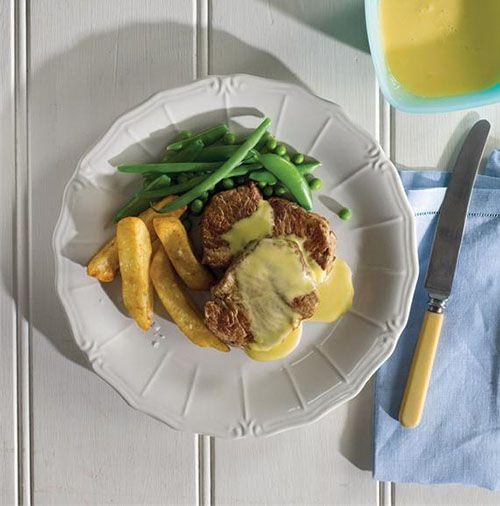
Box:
left=150, top=248, right=229, bottom=352
left=87, top=195, right=186, bottom=282
left=116, top=217, right=154, bottom=331
left=153, top=217, right=214, bottom=291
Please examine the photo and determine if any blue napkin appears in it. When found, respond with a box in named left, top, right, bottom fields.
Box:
left=373, top=150, right=500, bottom=490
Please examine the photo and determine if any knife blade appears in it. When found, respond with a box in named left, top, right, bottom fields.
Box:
left=425, top=119, right=491, bottom=304
left=399, top=119, right=490, bottom=428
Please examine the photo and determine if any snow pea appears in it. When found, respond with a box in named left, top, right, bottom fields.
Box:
left=256, top=153, right=312, bottom=210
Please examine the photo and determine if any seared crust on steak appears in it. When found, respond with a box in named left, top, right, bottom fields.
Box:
left=268, top=198, right=336, bottom=271
left=200, top=183, right=263, bottom=269
left=200, top=184, right=336, bottom=271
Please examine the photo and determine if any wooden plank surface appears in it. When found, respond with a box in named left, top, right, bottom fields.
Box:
left=0, top=0, right=17, bottom=504
left=210, top=1, right=377, bottom=504
left=5, top=0, right=498, bottom=504
left=28, top=1, right=198, bottom=504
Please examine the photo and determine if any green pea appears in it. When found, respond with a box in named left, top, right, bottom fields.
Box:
left=274, top=184, right=287, bottom=196
left=223, top=133, right=236, bottom=145
left=266, top=138, right=277, bottom=151
left=235, top=176, right=247, bottom=185
left=257, top=181, right=267, bottom=189
left=305, top=173, right=316, bottom=183
left=338, top=207, right=352, bottom=221
left=182, top=217, right=192, bottom=231
left=199, top=191, right=209, bottom=202
left=283, top=154, right=291, bottom=162
left=222, top=178, right=235, bottom=189
left=292, top=153, right=304, bottom=165
left=308, top=177, right=323, bottom=191
left=262, top=186, right=274, bottom=197
left=274, top=144, right=287, bottom=156
left=177, top=173, right=190, bottom=184
left=190, top=199, right=204, bottom=215
left=179, top=130, right=193, bottom=140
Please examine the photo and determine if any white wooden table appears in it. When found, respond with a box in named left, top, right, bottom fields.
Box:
left=2, top=1, right=500, bottom=504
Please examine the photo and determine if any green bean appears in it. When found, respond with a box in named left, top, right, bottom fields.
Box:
left=238, top=163, right=262, bottom=172
left=296, top=161, right=321, bottom=175
left=223, top=133, right=236, bottom=145
left=262, top=186, right=274, bottom=198
left=228, top=166, right=250, bottom=177
left=154, top=117, right=271, bottom=214
left=166, top=123, right=229, bottom=152
left=195, top=145, right=241, bottom=162
left=249, top=170, right=277, bottom=185
left=113, top=175, right=173, bottom=222
left=338, top=207, right=352, bottom=221
left=161, top=137, right=204, bottom=162
left=256, top=153, right=312, bottom=210
left=166, top=139, right=203, bottom=162
left=190, top=199, right=204, bottom=215
left=292, top=153, right=304, bottom=165
left=141, top=175, right=206, bottom=201
left=118, top=161, right=221, bottom=174
left=199, top=191, right=209, bottom=202
left=274, top=144, right=287, bottom=157
left=257, top=181, right=267, bottom=189
left=308, top=177, right=323, bottom=191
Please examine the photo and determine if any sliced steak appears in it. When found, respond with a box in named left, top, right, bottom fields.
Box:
left=204, top=238, right=318, bottom=347
left=200, top=183, right=336, bottom=271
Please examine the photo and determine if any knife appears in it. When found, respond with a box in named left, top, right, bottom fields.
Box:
left=399, top=119, right=491, bottom=429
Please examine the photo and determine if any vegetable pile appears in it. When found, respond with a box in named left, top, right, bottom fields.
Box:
left=113, top=117, right=331, bottom=223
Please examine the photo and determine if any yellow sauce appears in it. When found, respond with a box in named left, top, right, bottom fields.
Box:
left=245, top=325, right=302, bottom=362
left=380, top=0, right=500, bottom=97
left=221, top=200, right=274, bottom=254
left=308, top=258, right=354, bottom=322
left=236, top=238, right=315, bottom=351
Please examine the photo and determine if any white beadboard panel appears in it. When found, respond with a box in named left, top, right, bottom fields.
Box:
left=393, top=106, right=500, bottom=171
left=29, top=1, right=197, bottom=504
left=211, top=2, right=376, bottom=505
left=0, top=0, right=16, bottom=504
left=398, top=484, right=500, bottom=506
left=210, top=0, right=376, bottom=137
left=214, top=381, right=375, bottom=505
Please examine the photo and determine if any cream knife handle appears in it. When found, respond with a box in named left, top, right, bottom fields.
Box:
left=399, top=309, right=444, bottom=428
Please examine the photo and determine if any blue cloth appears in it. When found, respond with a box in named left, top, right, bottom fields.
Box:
left=373, top=150, right=500, bottom=490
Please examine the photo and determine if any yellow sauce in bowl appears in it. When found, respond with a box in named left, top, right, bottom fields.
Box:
left=381, top=0, right=500, bottom=98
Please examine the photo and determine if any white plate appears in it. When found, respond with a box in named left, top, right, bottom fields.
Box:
left=53, top=75, right=418, bottom=438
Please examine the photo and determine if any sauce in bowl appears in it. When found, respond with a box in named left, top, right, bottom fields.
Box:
left=380, top=0, right=500, bottom=98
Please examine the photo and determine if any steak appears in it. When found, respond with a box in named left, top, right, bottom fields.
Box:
left=200, top=183, right=336, bottom=270
left=200, top=183, right=262, bottom=269
left=204, top=238, right=318, bottom=347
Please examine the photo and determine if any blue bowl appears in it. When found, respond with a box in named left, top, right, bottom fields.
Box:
left=365, top=0, right=500, bottom=113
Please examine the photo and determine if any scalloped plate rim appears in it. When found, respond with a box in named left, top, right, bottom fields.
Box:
left=52, top=74, right=418, bottom=438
